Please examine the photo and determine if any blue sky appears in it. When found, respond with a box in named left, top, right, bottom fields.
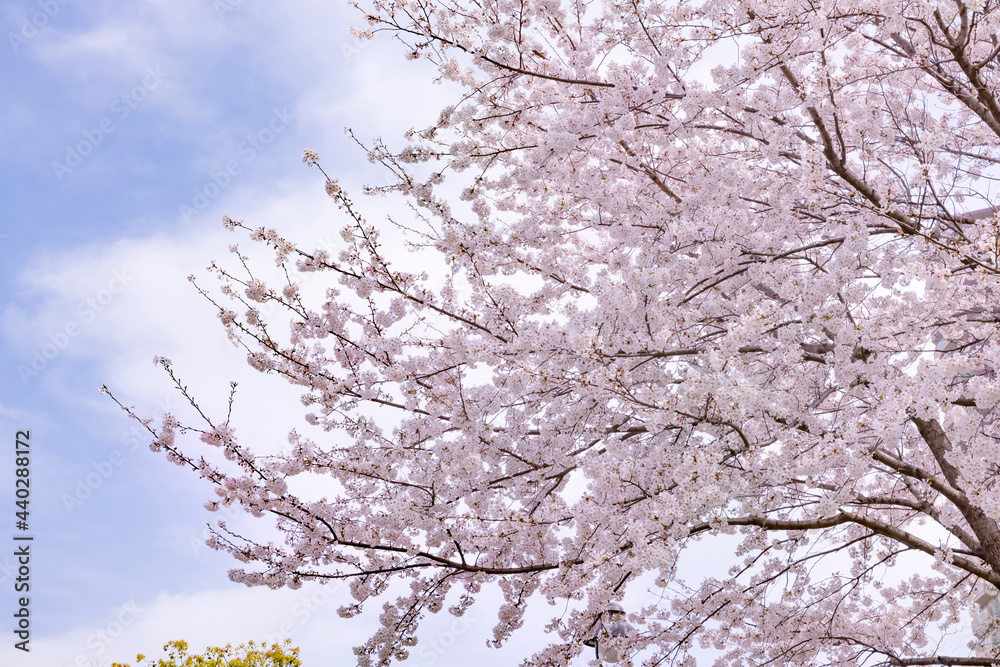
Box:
left=0, top=1, right=573, bottom=665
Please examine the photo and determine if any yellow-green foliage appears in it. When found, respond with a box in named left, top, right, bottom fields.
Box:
left=111, top=639, right=301, bottom=667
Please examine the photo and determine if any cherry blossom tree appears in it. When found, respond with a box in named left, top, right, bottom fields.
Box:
left=110, top=0, right=1000, bottom=664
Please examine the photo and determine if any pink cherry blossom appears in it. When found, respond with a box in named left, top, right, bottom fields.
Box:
left=108, top=0, right=1000, bottom=665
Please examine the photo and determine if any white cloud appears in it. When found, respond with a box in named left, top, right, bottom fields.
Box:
left=25, top=584, right=358, bottom=667
left=22, top=577, right=577, bottom=667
